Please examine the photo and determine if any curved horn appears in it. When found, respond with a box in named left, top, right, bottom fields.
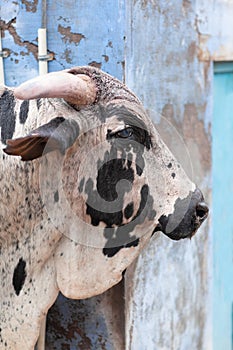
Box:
left=14, top=71, right=97, bottom=105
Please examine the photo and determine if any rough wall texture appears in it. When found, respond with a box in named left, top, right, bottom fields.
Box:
left=2, top=0, right=232, bottom=349
left=125, top=1, right=212, bottom=349
left=45, top=282, right=125, bottom=350
left=0, top=0, right=125, bottom=85
left=196, top=0, right=233, bottom=61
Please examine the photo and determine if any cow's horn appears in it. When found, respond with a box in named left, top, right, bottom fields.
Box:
left=14, top=71, right=97, bottom=105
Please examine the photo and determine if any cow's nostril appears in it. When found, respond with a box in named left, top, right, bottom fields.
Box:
left=196, top=202, right=209, bottom=220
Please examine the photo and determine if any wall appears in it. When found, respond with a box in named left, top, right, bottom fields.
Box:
left=125, top=1, right=212, bottom=349
left=1, top=0, right=232, bottom=349
left=0, top=0, right=125, bottom=85
left=125, top=1, right=233, bottom=349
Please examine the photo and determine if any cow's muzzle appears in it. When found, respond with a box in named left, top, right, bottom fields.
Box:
left=154, top=188, right=209, bottom=240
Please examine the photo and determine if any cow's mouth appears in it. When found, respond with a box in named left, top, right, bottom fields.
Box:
left=153, top=188, right=209, bottom=240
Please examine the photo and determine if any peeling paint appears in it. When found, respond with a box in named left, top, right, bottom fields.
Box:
left=198, top=34, right=212, bottom=61
left=182, top=0, right=192, bottom=16
left=46, top=281, right=125, bottom=349
left=157, top=100, right=211, bottom=183
left=61, top=48, right=72, bottom=64
left=107, top=41, right=113, bottom=48
left=2, top=0, right=125, bottom=85
left=183, top=103, right=211, bottom=173
left=0, top=18, right=38, bottom=59
left=187, top=41, right=197, bottom=63
left=196, top=0, right=233, bottom=61
left=22, top=0, right=38, bottom=13
left=58, top=24, right=85, bottom=45
left=102, top=55, right=109, bottom=62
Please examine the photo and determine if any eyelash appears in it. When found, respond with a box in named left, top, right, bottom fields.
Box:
left=106, top=124, right=152, bottom=150
left=115, top=127, right=133, bottom=139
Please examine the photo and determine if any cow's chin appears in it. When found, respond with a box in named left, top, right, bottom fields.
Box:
left=154, top=219, right=201, bottom=240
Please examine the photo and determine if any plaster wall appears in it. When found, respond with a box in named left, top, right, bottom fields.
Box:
left=1, top=1, right=232, bottom=348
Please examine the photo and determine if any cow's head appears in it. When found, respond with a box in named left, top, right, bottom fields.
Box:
left=4, top=66, right=208, bottom=254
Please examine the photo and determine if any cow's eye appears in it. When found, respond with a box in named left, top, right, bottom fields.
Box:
left=116, top=127, right=133, bottom=138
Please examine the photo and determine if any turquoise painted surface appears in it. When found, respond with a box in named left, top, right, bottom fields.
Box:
left=1, top=0, right=125, bottom=86
left=213, top=63, right=233, bottom=350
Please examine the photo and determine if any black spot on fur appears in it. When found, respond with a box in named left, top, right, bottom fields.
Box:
left=54, top=190, right=59, bottom=202
left=78, top=177, right=85, bottom=193
left=83, top=111, right=155, bottom=257
left=102, top=246, right=120, bottom=257
left=106, top=108, right=151, bottom=178
left=85, top=178, right=124, bottom=227
left=124, top=202, right=134, bottom=219
left=0, top=90, right=16, bottom=144
left=171, top=172, right=176, bottom=178
left=97, top=158, right=134, bottom=201
left=36, top=98, right=42, bottom=110
left=103, top=185, right=156, bottom=257
left=85, top=154, right=135, bottom=227
left=19, top=100, right=29, bottom=124
left=103, top=238, right=139, bottom=257
left=122, top=269, right=127, bottom=277
left=13, top=258, right=27, bottom=296
left=168, top=162, right=172, bottom=168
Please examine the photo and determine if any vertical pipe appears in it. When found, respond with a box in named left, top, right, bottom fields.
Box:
left=38, top=28, right=48, bottom=75
left=38, top=0, right=48, bottom=75
left=0, top=29, right=5, bottom=85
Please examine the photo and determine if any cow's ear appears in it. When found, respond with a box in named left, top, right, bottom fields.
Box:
left=4, top=117, right=79, bottom=161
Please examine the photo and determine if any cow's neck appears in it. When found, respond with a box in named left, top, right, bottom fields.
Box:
left=0, top=93, right=62, bottom=248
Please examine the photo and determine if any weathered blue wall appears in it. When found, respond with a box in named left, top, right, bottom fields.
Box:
left=1, top=0, right=233, bottom=349
left=1, top=0, right=125, bottom=85
left=125, top=2, right=233, bottom=350
left=125, top=2, right=212, bottom=349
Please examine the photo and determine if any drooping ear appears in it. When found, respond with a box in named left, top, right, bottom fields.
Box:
left=4, top=117, right=79, bottom=161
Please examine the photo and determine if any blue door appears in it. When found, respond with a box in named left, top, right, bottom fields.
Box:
left=213, top=62, right=233, bottom=350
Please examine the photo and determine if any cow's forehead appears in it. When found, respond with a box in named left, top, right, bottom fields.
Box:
left=77, top=98, right=148, bottom=125
left=105, top=100, right=148, bottom=123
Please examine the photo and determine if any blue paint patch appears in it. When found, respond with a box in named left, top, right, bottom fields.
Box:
left=2, top=0, right=125, bottom=86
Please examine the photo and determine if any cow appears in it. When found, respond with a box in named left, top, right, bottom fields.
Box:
left=0, top=66, right=208, bottom=349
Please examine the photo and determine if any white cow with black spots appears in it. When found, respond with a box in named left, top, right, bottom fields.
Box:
left=0, top=66, right=208, bottom=349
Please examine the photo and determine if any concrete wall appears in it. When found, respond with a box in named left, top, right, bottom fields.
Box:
left=0, top=0, right=125, bottom=85
left=125, top=1, right=212, bottom=349
left=1, top=0, right=233, bottom=349
left=125, top=1, right=233, bottom=349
